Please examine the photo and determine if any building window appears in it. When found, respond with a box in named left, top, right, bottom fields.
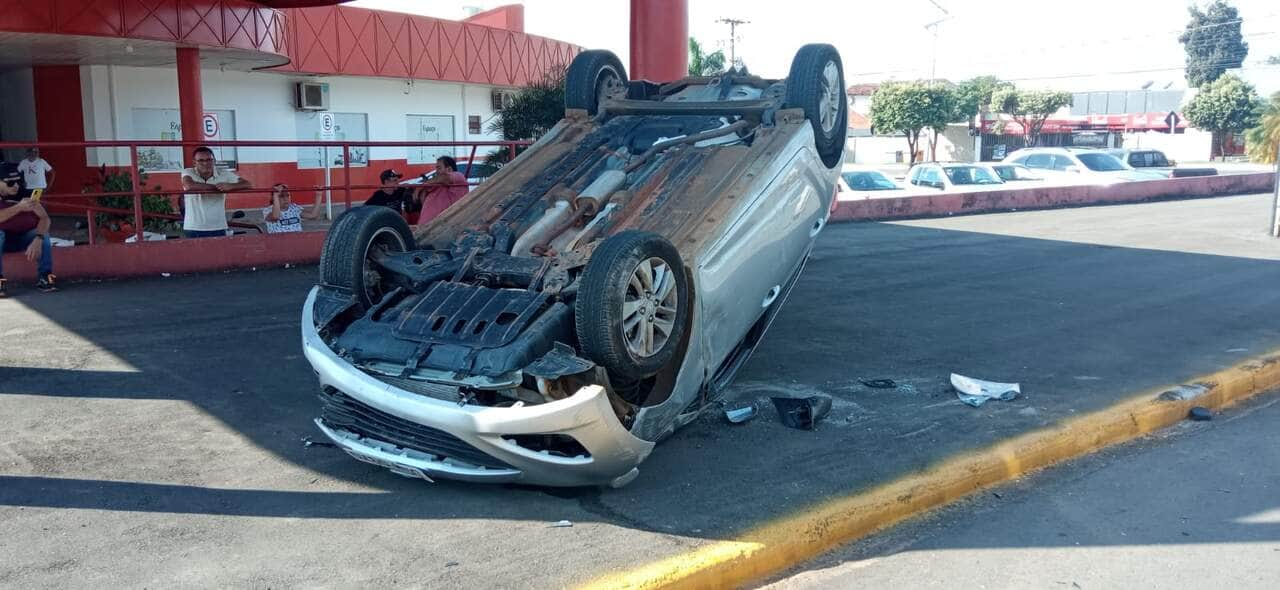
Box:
left=406, top=114, right=456, bottom=164
left=296, top=112, right=368, bottom=169
left=132, top=108, right=237, bottom=172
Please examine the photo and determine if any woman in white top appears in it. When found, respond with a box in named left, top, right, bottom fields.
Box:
left=263, top=184, right=323, bottom=233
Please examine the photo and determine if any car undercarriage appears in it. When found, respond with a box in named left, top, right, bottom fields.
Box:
left=303, top=45, right=847, bottom=487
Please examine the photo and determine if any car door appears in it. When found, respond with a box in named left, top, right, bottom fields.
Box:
left=697, top=149, right=827, bottom=373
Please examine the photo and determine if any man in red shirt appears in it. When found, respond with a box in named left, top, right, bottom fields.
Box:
left=415, top=156, right=471, bottom=224
left=0, top=168, right=57, bottom=297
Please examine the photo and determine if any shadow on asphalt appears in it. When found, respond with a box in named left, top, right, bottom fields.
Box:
left=3, top=220, right=1279, bottom=544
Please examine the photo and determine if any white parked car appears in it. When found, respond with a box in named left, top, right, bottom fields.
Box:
left=1003, top=147, right=1164, bottom=184
left=905, top=162, right=1006, bottom=193
left=987, top=163, right=1044, bottom=183
left=837, top=166, right=903, bottom=199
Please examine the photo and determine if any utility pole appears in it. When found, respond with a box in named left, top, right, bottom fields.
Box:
left=716, top=17, right=749, bottom=67
left=924, top=0, right=951, bottom=86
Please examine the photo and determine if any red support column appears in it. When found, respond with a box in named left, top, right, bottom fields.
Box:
left=629, top=0, right=688, bottom=82
left=176, top=47, right=203, bottom=166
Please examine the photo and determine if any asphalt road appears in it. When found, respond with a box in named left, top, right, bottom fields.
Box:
left=763, top=392, right=1280, bottom=590
left=2, top=193, right=1278, bottom=587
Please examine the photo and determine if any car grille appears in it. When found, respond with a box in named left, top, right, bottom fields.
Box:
left=318, top=387, right=513, bottom=470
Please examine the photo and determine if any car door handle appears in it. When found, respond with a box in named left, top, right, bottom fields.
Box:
left=762, top=285, right=781, bottom=308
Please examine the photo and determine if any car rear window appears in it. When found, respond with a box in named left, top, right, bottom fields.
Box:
left=842, top=171, right=897, bottom=190
left=1024, top=154, right=1052, bottom=169
left=1077, top=153, right=1128, bottom=171
left=1127, top=151, right=1170, bottom=167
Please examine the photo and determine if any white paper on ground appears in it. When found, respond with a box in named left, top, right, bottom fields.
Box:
left=951, top=373, right=1021, bottom=407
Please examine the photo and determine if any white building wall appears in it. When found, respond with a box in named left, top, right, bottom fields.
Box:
left=81, top=65, right=506, bottom=167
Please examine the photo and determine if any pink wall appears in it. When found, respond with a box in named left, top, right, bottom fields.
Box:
left=830, top=173, right=1277, bottom=222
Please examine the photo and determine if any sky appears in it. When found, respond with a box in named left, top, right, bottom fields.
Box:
left=349, top=0, right=1280, bottom=92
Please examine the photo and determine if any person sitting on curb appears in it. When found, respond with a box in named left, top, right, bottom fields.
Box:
left=263, top=183, right=323, bottom=234
left=0, top=168, right=56, bottom=297
left=180, top=146, right=251, bottom=239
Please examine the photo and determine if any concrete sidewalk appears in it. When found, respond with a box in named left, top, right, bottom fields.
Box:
left=765, top=392, right=1280, bottom=589
left=1, top=193, right=1278, bottom=588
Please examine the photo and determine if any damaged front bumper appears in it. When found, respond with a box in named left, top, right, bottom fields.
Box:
left=301, top=288, right=655, bottom=488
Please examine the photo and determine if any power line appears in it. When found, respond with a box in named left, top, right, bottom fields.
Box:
left=715, top=18, right=750, bottom=68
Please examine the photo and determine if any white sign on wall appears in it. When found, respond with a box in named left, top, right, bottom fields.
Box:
left=132, top=108, right=237, bottom=171
left=407, top=114, right=455, bottom=164
left=202, top=113, right=219, bottom=138
left=319, top=112, right=336, bottom=140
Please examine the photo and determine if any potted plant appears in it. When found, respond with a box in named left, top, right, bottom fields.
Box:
left=86, top=165, right=179, bottom=242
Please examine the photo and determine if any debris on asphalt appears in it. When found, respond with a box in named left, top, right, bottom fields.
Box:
left=445, top=561, right=460, bottom=567
left=1188, top=406, right=1213, bottom=421
left=550, top=520, right=573, bottom=528
left=771, top=395, right=832, bottom=430
left=951, top=373, right=1021, bottom=407
left=161, top=272, right=171, bottom=277
left=860, top=378, right=897, bottom=389
left=723, top=402, right=759, bottom=424
left=301, top=436, right=336, bottom=448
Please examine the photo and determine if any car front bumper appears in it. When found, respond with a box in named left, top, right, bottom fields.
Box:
left=301, top=287, right=655, bottom=488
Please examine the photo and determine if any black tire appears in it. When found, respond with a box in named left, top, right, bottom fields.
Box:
left=784, top=44, right=847, bottom=169
left=565, top=50, right=628, bottom=116
left=575, top=231, right=689, bottom=381
left=319, top=206, right=415, bottom=310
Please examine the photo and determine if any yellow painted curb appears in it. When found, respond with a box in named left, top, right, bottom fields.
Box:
left=580, top=351, right=1280, bottom=590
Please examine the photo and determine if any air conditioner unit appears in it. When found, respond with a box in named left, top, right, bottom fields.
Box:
left=295, top=81, right=330, bottom=111
left=491, top=89, right=514, bottom=111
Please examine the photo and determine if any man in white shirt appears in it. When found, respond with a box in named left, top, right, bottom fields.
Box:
left=16, top=147, right=54, bottom=198
left=179, top=146, right=251, bottom=238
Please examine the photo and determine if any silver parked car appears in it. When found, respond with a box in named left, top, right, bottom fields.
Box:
left=302, top=45, right=848, bottom=487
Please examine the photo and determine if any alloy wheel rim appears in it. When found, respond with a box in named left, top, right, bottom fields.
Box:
left=621, top=257, right=678, bottom=358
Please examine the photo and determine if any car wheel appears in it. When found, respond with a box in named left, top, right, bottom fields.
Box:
left=565, top=49, right=628, bottom=116
left=319, top=206, right=415, bottom=310
left=784, top=44, right=847, bottom=169
left=575, top=231, right=689, bottom=381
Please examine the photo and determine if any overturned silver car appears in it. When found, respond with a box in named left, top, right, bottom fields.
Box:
left=302, top=45, right=847, bottom=487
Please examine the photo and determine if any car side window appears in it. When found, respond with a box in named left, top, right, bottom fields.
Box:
left=922, top=167, right=943, bottom=187
left=1051, top=155, right=1074, bottom=171
left=1024, top=154, right=1051, bottom=169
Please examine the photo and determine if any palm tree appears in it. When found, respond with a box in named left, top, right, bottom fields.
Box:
left=688, top=38, right=727, bottom=76
left=1246, top=92, right=1279, bottom=163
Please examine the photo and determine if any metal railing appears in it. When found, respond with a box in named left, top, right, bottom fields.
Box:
left=0, top=139, right=531, bottom=244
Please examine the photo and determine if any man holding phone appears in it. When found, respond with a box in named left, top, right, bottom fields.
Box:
left=0, top=168, right=57, bottom=297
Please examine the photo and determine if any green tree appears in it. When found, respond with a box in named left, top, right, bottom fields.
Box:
left=1244, top=92, right=1279, bottom=163
left=1184, top=73, right=1264, bottom=159
left=870, top=81, right=953, bottom=165
left=926, top=86, right=960, bottom=161
left=990, top=88, right=1073, bottom=147
left=1179, top=0, right=1248, bottom=87
left=487, top=69, right=566, bottom=164
left=954, top=76, right=1012, bottom=123
left=688, top=38, right=726, bottom=76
